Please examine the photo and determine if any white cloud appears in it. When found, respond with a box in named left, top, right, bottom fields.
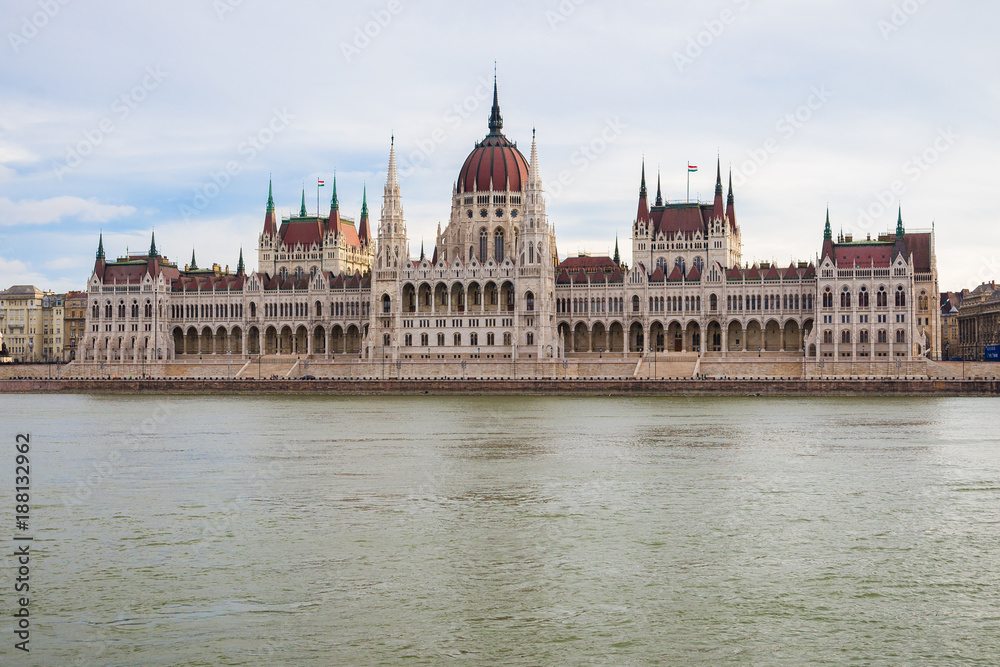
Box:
left=0, top=255, right=48, bottom=290
left=0, top=196, right=136, bottom=226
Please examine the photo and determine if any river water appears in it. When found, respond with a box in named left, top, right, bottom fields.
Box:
left=3, top=395, right=1000, bottom=665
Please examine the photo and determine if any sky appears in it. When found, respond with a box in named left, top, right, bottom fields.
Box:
left=2, top=0, right=998, bottom=293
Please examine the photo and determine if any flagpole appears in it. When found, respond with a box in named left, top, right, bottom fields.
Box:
left=687, top=162, right=690, bottom=203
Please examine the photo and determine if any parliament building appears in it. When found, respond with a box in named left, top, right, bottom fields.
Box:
left=79, top=81, right=941, bottom=372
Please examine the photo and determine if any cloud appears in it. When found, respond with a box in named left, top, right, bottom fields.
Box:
left=0, top=255, right=47, bottom=290
left=0, top=196, right=136, bottom=226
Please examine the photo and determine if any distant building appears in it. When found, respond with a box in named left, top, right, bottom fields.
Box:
left=957, top=282, right=1000, bottom=361
left=63, top=291, right=88, bottom=361
left=0, top=285, right=62, bottom=362
left=940, top=290, right=963, bottom=360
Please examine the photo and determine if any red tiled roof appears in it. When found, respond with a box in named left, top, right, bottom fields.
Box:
left=649, top=266, right=665, bottom=282
left=687, top=265, right=702, bottom=281
left=651, top=203, right=709, bottom=238
left=556, top=269, right=571, bottom=285
left=573, top=269, right=589, bottom=284
left=763, top=265, right=781, bottom=280
left=783, top=263, right=799, bottom=280
left=667, top=265, right=684, bottom=281
left=280, top=219, right=324, bottom=247
left=744, top=265, right=761, bottom=280
left=558, top=256, right=617, bottom=271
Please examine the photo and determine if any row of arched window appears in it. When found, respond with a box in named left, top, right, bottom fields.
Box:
left=93, top=299, right=158, bottom=320
left=557, top=297, right=625, bottom=314
left=823, top=286, right=906, bottom=309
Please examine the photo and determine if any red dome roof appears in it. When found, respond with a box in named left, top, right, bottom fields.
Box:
left=456, top=78, right=528, bottom=193
left=457, top=135, right=529, bottom=193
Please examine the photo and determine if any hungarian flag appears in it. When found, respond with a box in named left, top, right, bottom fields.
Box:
left=317, top=179, right=325, bottom=186
left=688, top=164, right=698, bottom=172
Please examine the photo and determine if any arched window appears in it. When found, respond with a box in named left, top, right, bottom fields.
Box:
left=674, top=256, right=686, bottom=275
left=294, top=267, right=303, bottom=281
left=841, top=329, right=851, bottom=344
left=896, top=329, right=906, bottom=344
left=895, top=286, right=906, bottom=307
left=526, top=291, right=534, bottom=312
left=382, top=294, right=391, bottom=314
left=494, top=228, right=505, bottom=263
left=860, top=329, right=870, bottom=344
left=693, top=256, right=704, bottom=271
left=479, top=228, right=488, bottom=262
left=877, top=287, right=888, bottom=308
left=878, top=330, right=887, bottom=344
left=454, top=332, right=462, bottom=346
left=840, top=287, right=851, bottom=308
left=92, top=303, right=99, bottom=318
left=526, top=332, right=534, bottom=345
left=632, top=295, right=640, bottom=312
left=315, top=301, right=322, bottom=317
left=250, top=303, right=257, bottom=317
left=470, top=332, right=478, bottom=346
left=117, top=301, right=126, bottom=318
left=823, top=330, right=833, bottom=344
left=823, top=289, right=833, bottom=309
left=437, top=333, right=445, bottom=346
left=859, top=286, right=869, bottom=308
left=528, top=244, right=534, bottom=264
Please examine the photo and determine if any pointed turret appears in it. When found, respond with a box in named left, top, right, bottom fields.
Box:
left=328, top=174, right=341, bottom=237
left=613, top=234, right=621, bottom=265
left=420, top=239, right=425, bottom=262
left=655, top=170, right=663, bottom=207
left=527, top=127, right=543, bottom=191
left=190, top=248, right=197, bottom=270
left=263, top=178, right=277, bottom=236
left=636, top=161, right=650, bottom=226
left=299, top=187, right=307, bottom=217
left=387, top=134, right=398, bottom=189
left=236, top=248, right=245, bottom=276
left=712, top=158, right=725, bottom=221
left=146, top=230, right=160, bottom=277
left=358, top=185, right=372, bottom=243
left=893, top=206, right=907, bottom=260
left=821, top=207, right=835, bottom=262
left=488, top=75, right=503, bottom=135
left=149, top=231, right=158, bottom=257
left=725, top=169, right=736, bottom=229
left=94, top=233, right=106, bottom=276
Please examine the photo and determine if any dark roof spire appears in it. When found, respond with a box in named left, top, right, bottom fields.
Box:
left=266, top=177, right=274, bottom=212
left=149, top=230, right=158, bottom=257
left=299, top=186, right=307, bottom=217
left=725, top=167, right=737, bottom=228
left=712, top=157, right=725, bottom=220
left=330, top=173, right=339, bottom=211
left=96, top=232, right=105, bottom=260
left=639, top=159, right=647, bottom=198
left=896, top=206, right=905, bottom=236
left=893, top=206, right=907, bottom=260
left=655, top=169, right=663, bottom=207
left=824, top=207, right=832, bottom=240
left=488, top=74, right=503, bottom=134
left=236, top=248, right=245, bottom=275
left=190, top=248, right=197, bottom=270
left=613, top=234, right=621, bottom=265
left=361, top=184, right=369, bottom=219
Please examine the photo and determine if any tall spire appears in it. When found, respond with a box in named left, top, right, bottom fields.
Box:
left=420, top=239, right=425, bottom=262
left=299, top=187, right=307, bottom=217
left=712, top=157, right=725, bottom=221
left=149, top=230, right=158, bottom=257
left=824, top=207, right=832, bottom=240
left=725, top=168, right=736, bottom=228
left=263, top=178, right=277, bottom=236
left=655, top=169, right=663, bottom=207
left=613, top=234, right=621, bottom=265
left=330, top=173, right=339, bottom=211
left=236, top=248, right=245, bottom=276
left=488, top=74, right=503, bottom=134
left=96, top=232, right=105, bottom=260
left=893, top=206, right=907, bottom=260
left=358, top=184, right=371, bottom=243
left=190, top=248, right=197, bottom=270
left=527, top=126, right=542, bottom=190
left=636, top=161, right=650, bottom=225
left=387, top=135, right=398, bottom=188
left=821, top=207, right=835, bottom=262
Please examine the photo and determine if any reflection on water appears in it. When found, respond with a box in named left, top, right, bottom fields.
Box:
left=4, top=395, right=1000, bottom=665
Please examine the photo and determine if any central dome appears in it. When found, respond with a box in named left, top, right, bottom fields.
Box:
left=456, top=80, right=529, bottom=194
